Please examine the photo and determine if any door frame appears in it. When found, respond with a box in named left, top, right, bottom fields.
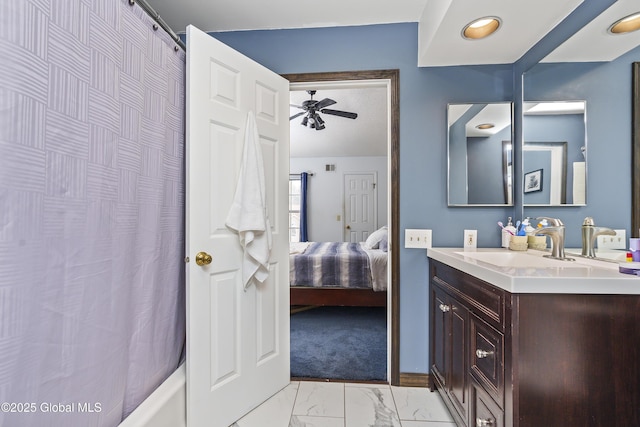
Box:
left=283, top=70, right=400, bottom=385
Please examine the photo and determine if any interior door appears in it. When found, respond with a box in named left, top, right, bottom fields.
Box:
left=344, top=172, right=377, bottom=242
left=186, top=25, right=290, bottom=427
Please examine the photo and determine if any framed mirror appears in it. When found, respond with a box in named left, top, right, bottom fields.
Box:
left=633, top=62, right=640, bottom=237
left=522, top=100, right=586, bottom=206
left=447, top=102, right=513, bottom=206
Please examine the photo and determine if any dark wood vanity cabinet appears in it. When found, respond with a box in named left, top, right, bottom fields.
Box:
left=429, top=259, right=640, bottom=427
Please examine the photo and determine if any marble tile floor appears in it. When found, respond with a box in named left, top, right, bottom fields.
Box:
left=234, top=380, right=456, bottom=427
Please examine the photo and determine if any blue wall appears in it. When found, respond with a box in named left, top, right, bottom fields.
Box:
left=206, top=22, right=637, bottom=373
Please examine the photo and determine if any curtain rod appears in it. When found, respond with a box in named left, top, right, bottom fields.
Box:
left=289, top=173, right=314, bottom=177
left=131, top=0, right=186, bottom=51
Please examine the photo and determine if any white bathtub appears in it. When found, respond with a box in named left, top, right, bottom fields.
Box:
left=118, top=363, right=186, bottom=427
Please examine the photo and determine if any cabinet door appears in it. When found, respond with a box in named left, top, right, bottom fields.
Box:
left=431, top=282, right=469, bottom=423
left=431, top=284, right=449, bottom=388
left=450, top=297, right=469, bottom=422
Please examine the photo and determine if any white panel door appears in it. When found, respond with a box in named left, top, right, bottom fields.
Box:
left=186, top=25, right=290, bottom=427
left=343, top=172, right=377, bottom=242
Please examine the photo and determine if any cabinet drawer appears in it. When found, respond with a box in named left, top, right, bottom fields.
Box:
left=471, top=379, right=504, bottom=427
left=430, top=260, right=505, bottom=329
left=470, top=314, right=504, bottom=407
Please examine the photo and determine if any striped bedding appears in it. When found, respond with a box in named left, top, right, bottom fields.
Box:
left=290, top=242, right=387, bottom=291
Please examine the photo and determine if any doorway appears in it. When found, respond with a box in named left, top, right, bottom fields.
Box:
left=284, top=70, right=400, bottom=384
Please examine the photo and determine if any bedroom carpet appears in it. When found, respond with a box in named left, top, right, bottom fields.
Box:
left=290, top=306, right=387, bottom=381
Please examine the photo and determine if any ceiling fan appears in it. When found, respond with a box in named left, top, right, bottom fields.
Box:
left=290, top=90, right=358, bottom=130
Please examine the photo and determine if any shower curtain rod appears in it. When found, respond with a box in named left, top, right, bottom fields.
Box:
left=131, top=0, right=186, bottom=51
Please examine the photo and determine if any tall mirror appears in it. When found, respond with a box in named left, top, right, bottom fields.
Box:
left=447, top=102, right=513, bottom=206
left=522, top=100, right=586, bottom=206
left=522, top=1, right=640, bottom=244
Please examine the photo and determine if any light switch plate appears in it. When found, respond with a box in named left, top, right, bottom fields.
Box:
left=405, top=229, right=432, bottom=249
left=464, top=229, right=477, bottom=250
left=597, top=229, right=626, bottom=250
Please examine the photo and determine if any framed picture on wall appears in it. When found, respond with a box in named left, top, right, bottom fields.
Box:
left=524, top=169, right=543, bottom=193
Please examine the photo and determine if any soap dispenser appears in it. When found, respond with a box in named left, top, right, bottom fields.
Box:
left=502, top=217, right=517, bottom=248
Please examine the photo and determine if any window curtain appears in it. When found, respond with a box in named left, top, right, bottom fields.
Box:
left=300, top=172, right=309, bottom=241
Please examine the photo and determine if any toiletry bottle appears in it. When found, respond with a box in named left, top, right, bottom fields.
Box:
left=502, top=217, right=517, bottom=248
left=523, top=218, right=535, bottom=236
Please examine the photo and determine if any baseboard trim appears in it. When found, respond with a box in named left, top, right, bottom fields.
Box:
left=398, top=372, right=429, bottom=388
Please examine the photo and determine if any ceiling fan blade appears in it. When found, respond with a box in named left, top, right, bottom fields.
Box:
left=290, top=103, right=304, bottom=109
left=315, top=98, right=337, bottom=110
left=290, top=111, right=305, bottom=120
left=320, top=108, right=358, bottom=119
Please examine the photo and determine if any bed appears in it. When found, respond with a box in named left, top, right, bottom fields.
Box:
left=289, top=227, right=388, bottom=307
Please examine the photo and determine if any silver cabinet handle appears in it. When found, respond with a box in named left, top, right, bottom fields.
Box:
left=476, top=349, right=494, bottom=359
left=476, top=418, right=494, bottom=426
left=439, top=303, right=450, bottom=312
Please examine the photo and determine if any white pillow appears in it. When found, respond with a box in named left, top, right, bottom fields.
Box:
left=364, top=226, right=388, bottom=249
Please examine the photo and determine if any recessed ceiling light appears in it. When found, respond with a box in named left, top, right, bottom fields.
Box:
left=476, top=123, right=495, bottom=130
left=609, top=12, right=640, bottom=35
left=462, top=17, right=501, bottom=40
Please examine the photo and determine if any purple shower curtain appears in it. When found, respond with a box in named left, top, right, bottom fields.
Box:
left=0, top=1, right=186, bottom=426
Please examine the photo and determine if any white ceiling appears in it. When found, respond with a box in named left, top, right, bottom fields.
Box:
left=542, top=0, right=640, bottom=62
left=289, top=85, right=388, bottom=158
left=417, top=0, right=583, bottom=66
left=447, top=103, right=512, bottom=138
left=144, top=0, right=428, bottom=33
left=146, top=0, right=640, bottom=66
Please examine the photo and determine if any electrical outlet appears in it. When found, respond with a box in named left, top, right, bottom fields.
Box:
left=597, top=229, right=626, bottom=250
left=405, top=229, right=432, bottom=249
left=464, top=229, right=477, bottom=250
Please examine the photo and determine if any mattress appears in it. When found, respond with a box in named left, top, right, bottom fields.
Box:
left=290, top=242, right=387, bottom=291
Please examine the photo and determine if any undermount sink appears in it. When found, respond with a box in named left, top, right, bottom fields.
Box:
left=453, top=250, right=586, bottom=268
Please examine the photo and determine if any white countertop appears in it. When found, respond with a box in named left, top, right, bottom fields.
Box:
left=427, top=247, right=640, bottom=295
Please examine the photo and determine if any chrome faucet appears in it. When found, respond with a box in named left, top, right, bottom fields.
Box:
left=581, top=217, right=616, bottom=258
left=535, top=217, right=574, bottom=261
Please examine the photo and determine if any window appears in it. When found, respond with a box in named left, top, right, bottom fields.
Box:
left=289, top=177, right=301, bottom=242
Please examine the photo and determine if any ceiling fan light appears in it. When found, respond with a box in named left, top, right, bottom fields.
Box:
left=301, top=116, right=308, bottom=126
left=609, top=12, right=640, bottom=35
left=462, top=17, right=501, bottom=40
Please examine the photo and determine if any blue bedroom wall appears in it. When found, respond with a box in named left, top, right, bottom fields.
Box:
left=204, top=21, right=637, bottom=373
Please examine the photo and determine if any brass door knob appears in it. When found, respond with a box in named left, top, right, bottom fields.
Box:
left=195, top=251, right=212, bottom=266
left=346, top=225, right=351, bottom=229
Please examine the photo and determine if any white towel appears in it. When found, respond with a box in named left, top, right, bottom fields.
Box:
left=225, top=111, right=272, bottom=290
